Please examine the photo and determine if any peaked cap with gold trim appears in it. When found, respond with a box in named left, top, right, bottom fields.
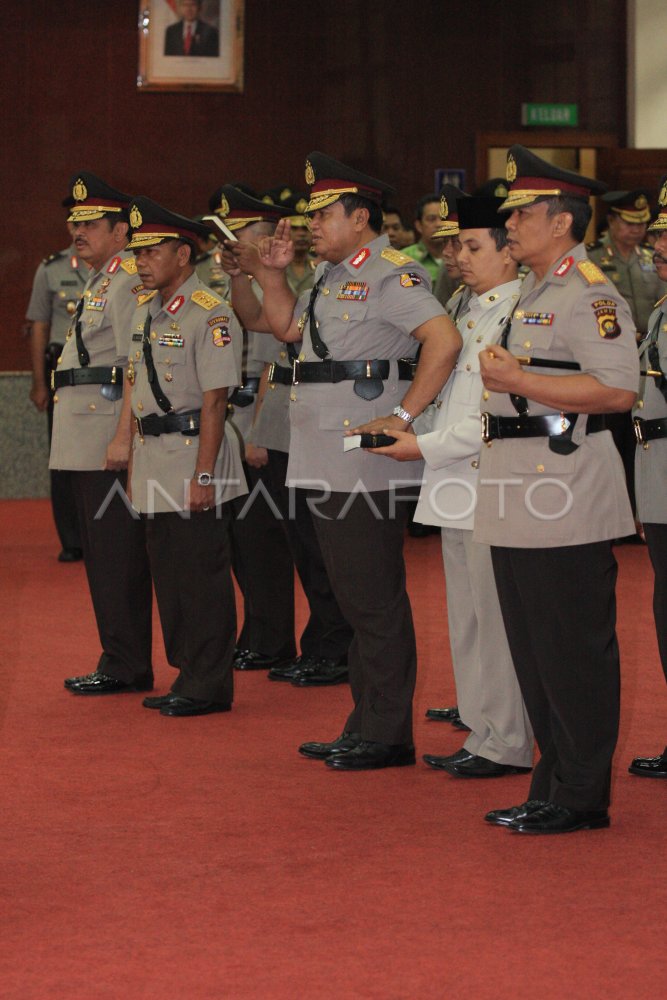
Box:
left=126, top=196, right=213, bottom=250
left=208, top=185, right=290, bottom=231
left=304, top=152, right=395, bottom=214
left=648, top=174, right=667, bottom=233
left=499, top=145, right=607, bottom=211
left=67, top=171, right=132, bottom=222
left=473, top=177, right=509, bottom=199
left=282, top=192, right=310, bottom=228
left=602, top=189, right=651, bottom=224
left=433, top=184, right=468, bottom=238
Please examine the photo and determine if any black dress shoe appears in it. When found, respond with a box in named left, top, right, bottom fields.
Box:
left=291, top=658, right=349, bottom=687
left=69, top=671, right=154, bottom=695
left=143, top=693, right=179, bottom=710
left=234, top=650, right=290, bottom=671
left=425, top=706, right=460, bottom=722
left=509, top=802, right=610, bottom=835
left=451, top=717, right=472, bottom=732
left=64, top=671, right=97, bottom=689
left=268, top=654, right=315, bottom=682
left=422, top=748, right=474, bottom=770
left=441, top=754, right=533, bottom=778
left=58, top=547, right=83, bottom=563
left=325, top=740, right=416, bottom=770
left=484, top=800, right=549, bottom=827
left=299, top=731, right=362, bottom=760
left=628, top=748, right=667, bottom=778
left=159, top=696, right=232, bottom=717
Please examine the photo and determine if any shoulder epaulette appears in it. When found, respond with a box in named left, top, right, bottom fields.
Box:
left=120, top=257, right=138, bottom=275
left=191, top=289, right=222, bottom=310
left=42, top=252, right=61, bottom=266
left=576, top=260, right=608, bottom=286
left=381, top=247, right=414, bottom=266
left=136, top=290, right=157, bottom=307
left=654, top=293, right=667, bottom=309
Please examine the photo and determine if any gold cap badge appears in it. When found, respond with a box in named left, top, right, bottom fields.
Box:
left=219, top=194, right=230, bottom=217
left=305, top=160, right=315, bottom=186
left=73, top=178, right=88, bottom=202
left=440, top=195, right=449, bottom=220
left=129, top=205, right=143, bottom=229
left=635, top=195, right=648, bottom=209
left=506, top=154, right=517, bottom=184
left=296, top=197, right=308, bottom=214
left=659, top=182, right=667, bottom=208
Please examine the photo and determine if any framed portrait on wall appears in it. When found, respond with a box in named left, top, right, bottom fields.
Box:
left=137, top=0, right=244, bottom=92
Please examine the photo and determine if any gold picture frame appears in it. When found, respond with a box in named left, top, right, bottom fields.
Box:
left=137, top=0, right=244, bottom=93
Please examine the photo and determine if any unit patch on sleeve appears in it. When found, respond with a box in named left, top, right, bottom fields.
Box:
left=592, top=298, right=621, bottom=339
left=521, top=312, right=554, bottom=325
left=192, top=289, right=222, bottom=310
left=577, top=260, right=608, bottom=285
left=208, top=314, right=231, bottom=327
left=212, top=325, right=231, bottom=347
left=337, top=282, right=369, bottom=301
left=399, top=272, right=423, bottom=288
left=381, top=247, right=414, bottom=266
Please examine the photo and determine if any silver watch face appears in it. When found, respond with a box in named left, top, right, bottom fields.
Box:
left=198, top=473, right=212, bottom=486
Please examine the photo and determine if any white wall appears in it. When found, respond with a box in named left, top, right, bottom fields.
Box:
left=628, top=0, right=667, bottom=148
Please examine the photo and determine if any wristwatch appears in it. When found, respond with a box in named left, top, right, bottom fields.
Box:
left=392, top=404, right=415, bottom=424
left=197, top=472, right=213, bottom=486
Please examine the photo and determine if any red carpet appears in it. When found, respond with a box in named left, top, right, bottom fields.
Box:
left=1, top=500, right=665, bottom=999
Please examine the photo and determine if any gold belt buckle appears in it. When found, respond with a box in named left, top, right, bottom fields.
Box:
left=50, top=369, right=55, bottom=391
left=267, top=362, right=276, bottom=384
left=292, top=360, right=300, bottom=386
left=633, top=417, right=648, bottom=449
left=366, top=360, right=372, bottom=379
left=481, top=412, right=491, bottom=444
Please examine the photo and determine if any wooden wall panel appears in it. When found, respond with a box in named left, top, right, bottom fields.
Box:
left=2, top=0, right=626, bottom=370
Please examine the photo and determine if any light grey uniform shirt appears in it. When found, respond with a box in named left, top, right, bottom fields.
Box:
left=130, top=272, right=247, bottom=514
left=49, top=250, right=142, bottom=471
left=286, top=234, right=446, bottom=493
left=634, top=295, right=667, bottom=524
left=415, top=279, right=522, bottom=530
left=473, top=244, right=639, bottom=548
left=26, top=245, right=90, bottom=343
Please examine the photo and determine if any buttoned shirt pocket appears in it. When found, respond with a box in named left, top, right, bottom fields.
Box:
left=507, top=439, right=578, bottom=476
left=69, top=389, right=118, bottom=416
left=511, top=321, right=556, bottom=356
left=318, top=406, right=375, bottom=434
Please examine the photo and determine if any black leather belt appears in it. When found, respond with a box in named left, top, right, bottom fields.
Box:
left=633, top=416, right=667, bottom=446
left=52, top=366, right=123, bottom=390
left=482, top=412, right=605, bottom=443
left=135, top=409, right=201, bottom=437
left=267, top=363, right=293, bottom=385
left=229, top=377, right=260, bottom=407
left=282, top=358, right=416, bottom=386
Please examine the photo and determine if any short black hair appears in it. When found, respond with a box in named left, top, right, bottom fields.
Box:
left=544, top=196, right=592, bottom=243
left=383, top=206, right=405, bottom=226
left=414, top=194, right=440, bottom=222
left=339, top=193, right=383, bottom=234
left=173, top=238, right=197, bottom=263
left=490, top=227, right=509, bottom=250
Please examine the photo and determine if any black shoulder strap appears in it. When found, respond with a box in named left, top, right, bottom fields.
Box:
left=141, top=312, right=173, bottom=413
left=647, top=310, right=667, bottom=403
left=73, top=297, right=89, bottom=367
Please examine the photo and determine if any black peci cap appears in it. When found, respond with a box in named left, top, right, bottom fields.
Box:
left=457, top=197, right=507, bottom=231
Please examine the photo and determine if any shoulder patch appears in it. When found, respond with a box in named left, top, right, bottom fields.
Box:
left=136, top=290, right=157, bottom=307
left=577, top=260, right=608, bottom=286
left=42, top=252, right=61, bottom=266
left=381, top=247, right=414, bottom=267
left=120, top=257, right=138, bottom=275
left=655, top=293, right=667, bottom=309
left=191, top=289, right=222, bottom=311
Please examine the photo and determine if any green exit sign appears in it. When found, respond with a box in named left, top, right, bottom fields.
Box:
left=521, top=103, right=579, bottom=127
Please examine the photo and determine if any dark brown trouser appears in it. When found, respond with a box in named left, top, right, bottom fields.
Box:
left=643, top=523, right=667, bottom=685
left=309, top=489, right=416, bottom=745
left=71, top=470, right=153, bottom=683
left=491, top=541, right=620, bottom=811
left=145, top=506, right=235, bottom=703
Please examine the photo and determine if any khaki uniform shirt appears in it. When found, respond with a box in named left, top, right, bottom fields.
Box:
left=473, top=244, right=639, bottom=548
left=286, top=259, right=317, bottom=299
left=415, top=279, right=522, bottom=530
left=587, top=234, right=666, bottom=334
left=26, top=245, right=89, bottom=344
left=634, top=295, right=667, bottom=523
left=130, top=272, right=246, bottom=514
left=49, top=250, right=142, bottom=471
left=286, top=234, right=446, bottom=493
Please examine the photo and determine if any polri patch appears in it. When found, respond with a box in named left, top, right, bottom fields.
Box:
left=399, top=272, right=423, bottom=288
left=521, top=312, right=554, bottom=325
left=337, top=282, right=369, bottom=301
left=349, top=248, right=371, bottom=269
left=208, top=314, right=231, bottom=327
left=592, top=299, right=621, bottom=339
left=212, top=325, right=231, bottom=347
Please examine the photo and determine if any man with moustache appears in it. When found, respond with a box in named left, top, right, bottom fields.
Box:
left=475, top=146, right=638, bottom=834
left=369, top=196, right=533, bottom=778
left=628, top=175, right=667, bottom=777
left=54, top=173, right=154, bottom=696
